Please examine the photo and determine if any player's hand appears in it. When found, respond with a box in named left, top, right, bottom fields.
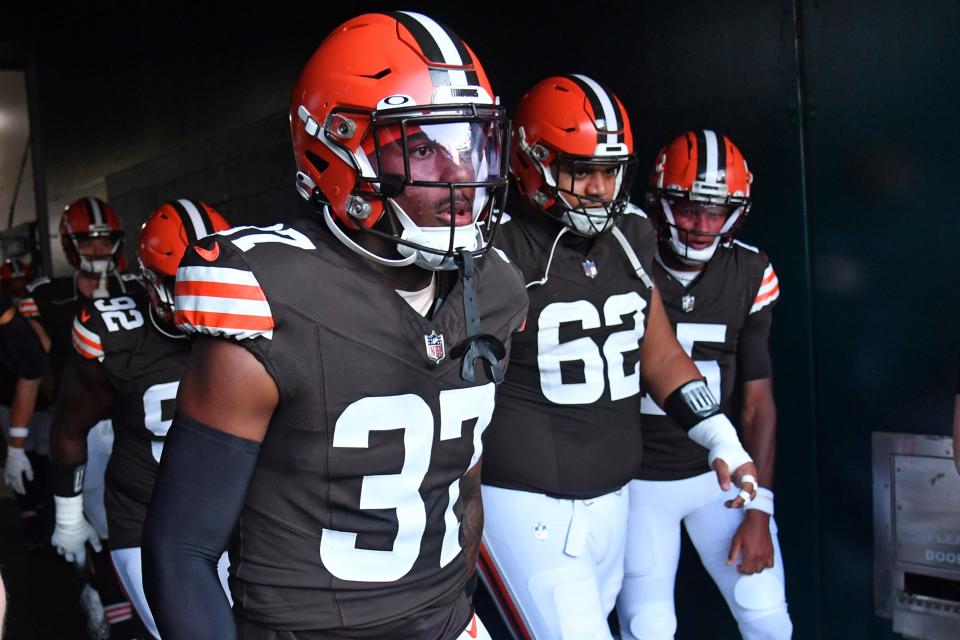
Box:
left=727, top=509, right=775, bottom=574
left=712, top=459, right=758, bottom=507
left=3, top=445, right=34, bottom=494
left=52, top=495, right=102, bottom=565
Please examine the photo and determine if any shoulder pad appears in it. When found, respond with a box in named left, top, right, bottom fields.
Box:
left=175, top=238, right=274, bottom=341
left=732, top=239, right=760, bottom=253
left=750, top=262, right=781, bottom=314
left=25, top=276, right=51, bottom=293
left=625, top=202, right=649, bottom=218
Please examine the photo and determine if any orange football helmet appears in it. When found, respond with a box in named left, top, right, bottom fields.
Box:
left=138, top=199, right=230, bottom=325
left=0, top=258, right=33, bottom=299
left=647, top=130, right=753, bottom=263
left=511, top=74, right=637, bottom=235
left=59, top=198, right=125, bottom=274
left=290, top=11, right=510, bottom=270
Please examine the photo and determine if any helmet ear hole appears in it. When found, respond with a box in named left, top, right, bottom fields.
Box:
left=306, top=151, right=329, bottom=174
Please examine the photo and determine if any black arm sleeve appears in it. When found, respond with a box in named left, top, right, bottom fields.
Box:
left=738, top=306, right=774, bottom=382
left=0, top=311, right=48, bottom=379
left=142, top=412, right=260, bottom=640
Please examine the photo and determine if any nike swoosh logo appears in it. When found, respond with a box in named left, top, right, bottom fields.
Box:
left=80, top=309, right=90, bottom=323
left=194, top=242, right=220, bottom=262
left=466, top=615, right=478, bottom=638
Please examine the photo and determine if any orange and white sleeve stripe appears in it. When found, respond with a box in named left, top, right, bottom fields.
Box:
left=72, top=317, right=104, bottom=361
left=174, top=265, right=274, bottom=340
left=750, top=264, right=780, bottom=314
left=17, top=296, right=39, bottom=318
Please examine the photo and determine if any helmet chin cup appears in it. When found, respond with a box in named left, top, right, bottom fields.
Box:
left=80, top=257, right=114, bottom=276
left=559, top=207, right=614, bottom=236
left=392, top=200, right=482, bottom=271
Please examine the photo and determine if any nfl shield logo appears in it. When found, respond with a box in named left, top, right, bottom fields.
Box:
left=582, top=259, right=598, bottom=279
left=682, top=294, right=696, bottom=313
left=424, top=330, right=446, bottom=364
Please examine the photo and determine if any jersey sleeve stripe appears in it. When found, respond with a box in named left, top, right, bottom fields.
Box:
left=750, top=283, right=781, bottom=313
left=174, top=264, right=274, bottom=340
left=176, top=265, right=261, bottom=286
left=174, top=280, right=267, bottom=301
left=174, top=295, right=271, bottom=317
left=71, top=321, right=104, bottom=360
left=17, top=298, right=39, bottom=317
left=761, top=266, right=777, bottom=287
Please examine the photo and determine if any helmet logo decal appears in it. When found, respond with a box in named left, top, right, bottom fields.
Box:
left=377, top=94, right=415, bottom=110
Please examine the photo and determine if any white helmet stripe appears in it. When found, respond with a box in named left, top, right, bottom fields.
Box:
left=178, top=199, right=211, bottom=240
left=400, top=11, right=468, bottom=86
left=572, top=74, right=619, bottom=146
left=703, top=129, right=720, bottom=183
left=87, top=197, right=103, bottom=226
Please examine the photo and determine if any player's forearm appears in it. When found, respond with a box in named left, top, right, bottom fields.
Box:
left=740, top=380, right=777, bottom=488
left=460, top=459, right=484, bottom=580
left=639, top=290, right=701, bottom=403
left=8, top=377, right=41, bottom=448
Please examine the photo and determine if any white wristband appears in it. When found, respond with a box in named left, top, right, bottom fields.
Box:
left=744, top=487, right=775, bottom=515
left=9, top=426, right=29, bottom=439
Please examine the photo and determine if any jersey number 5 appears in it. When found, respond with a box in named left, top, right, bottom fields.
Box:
left=320, top=384, right=494, bottom=583
left=640, top=322, right=726, bottom=415
left=538, top=292, right=647, bottom=405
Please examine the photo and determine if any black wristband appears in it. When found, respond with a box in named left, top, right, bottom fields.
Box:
left=661, top=379, right=721, bottom=431
left=50, top=461, right=86, bottom=497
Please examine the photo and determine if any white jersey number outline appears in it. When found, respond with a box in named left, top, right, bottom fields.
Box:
left=320, top=383, right=495, bottom=582
left=537, top=292, right=647, bottom=405
left=640, top=322, right=726, bottom=415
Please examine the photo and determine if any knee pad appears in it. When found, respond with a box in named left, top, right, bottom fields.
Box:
left=733, top=571, right=792, bottom=640
left=623, top=602, right=677, bottom=640
left=528, top=562, right=611, bottom=639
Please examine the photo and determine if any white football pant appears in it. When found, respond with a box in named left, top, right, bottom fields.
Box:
left=481, top=484, right=628, bottom=639
left=618, top=471, right=792, bottom=640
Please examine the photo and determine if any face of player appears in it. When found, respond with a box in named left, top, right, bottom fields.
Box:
left=670, top=200, right=735, bottom=250
left=555, top=162, right=619, bottom=206
left=77, top=236, right=115, bottom=257
left=377, top=124, right=482, bottom=228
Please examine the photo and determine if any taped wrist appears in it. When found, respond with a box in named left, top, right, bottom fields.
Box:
left=744, top=487, right=775, bottom=515
left=662, top=379, right=722, bottom=429
left=51, top=461, right=87, bottom=497
left=54, top=494, right=87, bottom=530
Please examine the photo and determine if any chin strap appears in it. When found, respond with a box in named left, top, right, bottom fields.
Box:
left=450, top=249, right=505, bottom=384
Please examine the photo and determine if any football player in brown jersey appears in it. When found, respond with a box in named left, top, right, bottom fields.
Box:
left=478, top=79, right=758, bottom=640
left=617, top=131, right=792, bottom=640
left=143, top=12, right=526, bottom=640
left=51, top=200, right=231, bottom=638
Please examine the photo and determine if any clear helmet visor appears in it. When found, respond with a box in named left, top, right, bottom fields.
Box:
left=359, top=113, right=509, bottom=270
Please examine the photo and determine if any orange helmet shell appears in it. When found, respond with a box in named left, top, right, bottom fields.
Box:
left=512, top=74, right=633, bottom=207
left=290, top=11, right=497, bottom=230
left=649, top=130, right=752, bottom=206
left=0, top=258, right=33, bottom=283
left=138, top=199, right=230, bottom=277
left=59, top=197, right=125, bottom=271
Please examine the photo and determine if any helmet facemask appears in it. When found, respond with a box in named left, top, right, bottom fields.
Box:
left=537, top=152, right=638, bottom=236
left=139, top=261, right=179, bottom=334
left=69, top=227, right=124, bottom=276
left=311, top=103, right=511, bottom=271
left=659, top=196, right=745, bottom=264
